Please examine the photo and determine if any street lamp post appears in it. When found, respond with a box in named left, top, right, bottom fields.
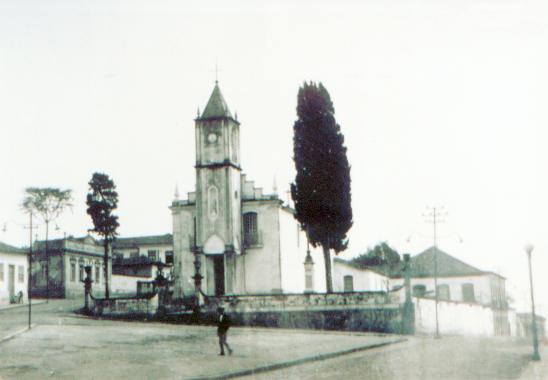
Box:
left=191, top=217, right=203, bottom=309
left=524, top=244, right=540, bottom=361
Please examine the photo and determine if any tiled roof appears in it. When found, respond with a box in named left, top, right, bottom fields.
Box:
left=0, top=241, right=26, bottom=255
left=388, top=247, right=486, bottom=278
left=200, top=82, right=233, bottom=119
left=112, top=234, right=173, bottom=249
left=347, top=247, right=488, bottom=279
left=113, top=256, right=170, bottom=267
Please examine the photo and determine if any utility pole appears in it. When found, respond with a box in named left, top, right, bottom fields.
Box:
left=423, top=206, right=446, bottom=339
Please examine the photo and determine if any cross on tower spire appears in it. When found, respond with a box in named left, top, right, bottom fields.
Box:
left=211, top=60, right=221, bottom=84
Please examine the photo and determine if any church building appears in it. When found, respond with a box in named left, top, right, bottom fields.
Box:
left=170, top=82, right=328, bottom=298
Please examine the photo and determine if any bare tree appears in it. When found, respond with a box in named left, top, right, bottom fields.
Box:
left=22, top=187, right=72, bottom=301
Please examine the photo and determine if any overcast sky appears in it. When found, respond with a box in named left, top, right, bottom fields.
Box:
left=1, top=0, right=546, bottom=315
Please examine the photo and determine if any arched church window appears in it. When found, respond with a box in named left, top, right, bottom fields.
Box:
left=243, top=212, right=258, bottom=246
left=208, top=186, right=219, bottom=220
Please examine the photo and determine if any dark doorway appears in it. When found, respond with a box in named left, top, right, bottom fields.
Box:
left=213, top=256, right=225, bottom=296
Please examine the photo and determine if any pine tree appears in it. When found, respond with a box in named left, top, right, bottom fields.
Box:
left=86, top=172, right=119, bottom=299
left=291, top=82, right=353, bottom=293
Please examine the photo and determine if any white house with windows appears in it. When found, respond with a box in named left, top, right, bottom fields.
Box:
left=335, top=247, right=513, bottom=336
left=0, top=241, right=28, bottom=305
left=391, top=247, right=511, bottom=336
left=170, top=82, right=327, bottom=298
left=32, top=235, right=109, bottom=298
left=335, top=247, right=508, bottom=308
left=31, top=235, right=174, bottom=298
left=389, top=247, right=507, bottom=308
left=332, top=258, right=388, bottom=292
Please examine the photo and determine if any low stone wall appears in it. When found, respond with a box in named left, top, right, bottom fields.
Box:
left=188, top=292, right=407, bottom=334
left=90, top=294, right=159, bottom=318
left=167, top=306, right=404, bottom=333
left=231, top=307, right=402, bottom=333
left=213, top=291, right=398, bottom=312
left=84, top=291, right=409, bottom=334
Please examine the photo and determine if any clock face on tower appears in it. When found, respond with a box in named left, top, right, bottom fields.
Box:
left=207, top=133, right=218, bottom=144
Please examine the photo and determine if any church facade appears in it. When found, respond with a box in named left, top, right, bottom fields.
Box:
left=170, top=82, right=328, bottom=298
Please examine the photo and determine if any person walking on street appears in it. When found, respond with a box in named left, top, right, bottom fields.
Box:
left=217, top=306, right=233, bottom=356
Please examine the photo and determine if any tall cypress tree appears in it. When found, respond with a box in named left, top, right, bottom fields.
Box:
left=291, top=82, right=353, bottom=293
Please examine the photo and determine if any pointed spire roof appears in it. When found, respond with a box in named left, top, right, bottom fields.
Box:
left=201, top=82, right=233, bottom=119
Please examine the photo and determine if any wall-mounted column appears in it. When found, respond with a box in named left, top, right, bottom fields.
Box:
left=402, top=254, right=415, bottom=334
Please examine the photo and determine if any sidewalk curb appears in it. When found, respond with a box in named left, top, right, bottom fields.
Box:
left=73, top=311, right=402, bottom=339
left=188, top=337, right=408, bottom=380
left=0, top=324, right=37, bottom=344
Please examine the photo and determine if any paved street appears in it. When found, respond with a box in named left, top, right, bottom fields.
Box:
left=0, top=300, right=70, bottom=339
left=0, top=300, right=400, bottom=380
left=0, top=300, right=543, bottom=380
left=241, top=335, right=539, bottom=380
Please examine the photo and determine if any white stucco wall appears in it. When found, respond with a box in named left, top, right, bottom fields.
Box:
left=278, top=208, right=327, bottom=294
left=111, top=274, right=152, bottom=295
left=332, top=261, right=389, bottom=292
left=507, top=308, right=518, bottom=337
left=0, top=251, right=28, bottom=304
left=172, top=204, right=195, bottom=297
left=231, top=168, right=242, bottom=253
left=414, top=296, right=495, bottom=336
left=240, top=201, right=282, bottom=294
left=487, top=272, right=507, bottom=306
left=392, top=274, right=495, bottom=305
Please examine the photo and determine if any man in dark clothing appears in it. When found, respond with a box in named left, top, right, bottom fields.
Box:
left=217, top=307, right=233, bottom=356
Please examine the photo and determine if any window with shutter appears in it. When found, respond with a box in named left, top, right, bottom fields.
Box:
left=243, top=212, right=258, bottom=246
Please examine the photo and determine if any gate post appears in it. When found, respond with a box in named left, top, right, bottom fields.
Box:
left=402, top=254, right=415, bottom=334
left=83, top=265, right=93, bottom=313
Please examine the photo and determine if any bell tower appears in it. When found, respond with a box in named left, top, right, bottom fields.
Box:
left=194, top=81, right=242, bottom=295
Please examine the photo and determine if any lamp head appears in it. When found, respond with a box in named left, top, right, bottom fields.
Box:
left=524, top=244, right=534, bottom=255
